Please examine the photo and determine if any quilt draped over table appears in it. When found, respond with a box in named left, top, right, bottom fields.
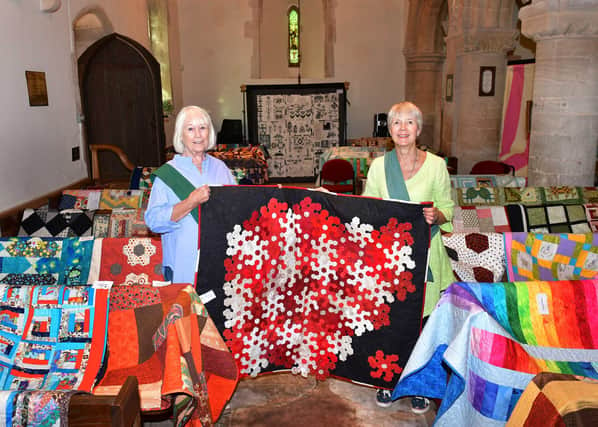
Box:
left=392, top=280, right=598, bottom=426
left=94, top=284, right=238, bottom=427
left=197, top=186, right=430, bottom=389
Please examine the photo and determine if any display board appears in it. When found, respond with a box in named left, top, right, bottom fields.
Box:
left=245, top=83, right=347, bottom=181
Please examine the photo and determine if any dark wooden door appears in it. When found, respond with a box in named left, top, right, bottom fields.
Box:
left=79, top=33, right=165, bottom=181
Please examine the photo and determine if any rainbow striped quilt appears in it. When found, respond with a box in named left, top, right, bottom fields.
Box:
left=392, top=280, right=598, bottom=426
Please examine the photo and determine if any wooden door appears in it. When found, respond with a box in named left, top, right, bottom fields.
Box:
left=78, top=33, right=165, bottom=182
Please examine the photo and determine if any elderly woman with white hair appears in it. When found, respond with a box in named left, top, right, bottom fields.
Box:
left=362, top=101, right=455, bottom=412
left=145, top=105, right=236, bottom=285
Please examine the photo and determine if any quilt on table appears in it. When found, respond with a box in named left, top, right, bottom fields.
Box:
left=452, top=206, right=513, bottom=233
left=523, top=204, right=591, bottom=233
left=506, top=372, right=598, bottom=426
left=197, top=186, right=430, bottom=389
left=18, top=208, right=94, bottom=237
left=0, top=237, right=94, bottom=286
left=92, top=210, right=111, bottom=238
left=107, top=209, right=156, bottom=238
left=210, top=147, right=269, bottom=184
left=0, top=284, right=109, bottom=392
left=585, top=203, right=598, bottom=232
left=505, top=232, right=598, bottom=281
left=442, top=232, right=506, bottom=282
left=453, top=187, right=506, bottom=206
left=582, top=187, right=598, bottom=203
left=94, top=284, right=238, bottom=427
left=92, top=237, right=164, bottom=286
left=99, top=190, right=144, bottom=210
left=0, top=389, right=81, bottom=426
left=450, top=175, right=526, bottom=188
left=58, top=190, right=101, bottom=211
left=129, top=166, right=157, bottom=190
left=392, top=280, right=598, bottom=427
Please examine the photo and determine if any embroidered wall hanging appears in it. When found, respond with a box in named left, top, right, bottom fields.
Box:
left=245, top=83, right=347, bottom=179
left=197, top=186, right=430, bottom=389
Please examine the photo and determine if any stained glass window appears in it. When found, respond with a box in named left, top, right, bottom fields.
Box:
left=288, top=6, right=300, bottom=67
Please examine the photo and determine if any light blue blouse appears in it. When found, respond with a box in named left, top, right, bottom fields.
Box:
left=144, top=154, right=236, bottom=284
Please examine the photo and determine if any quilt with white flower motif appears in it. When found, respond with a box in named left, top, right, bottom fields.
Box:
left=197, top=186, right=430, bottom=389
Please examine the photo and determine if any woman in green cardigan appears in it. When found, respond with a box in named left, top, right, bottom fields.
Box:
left=363, top=101, right=455, bottom=412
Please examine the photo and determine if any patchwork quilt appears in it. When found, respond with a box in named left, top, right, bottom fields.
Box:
left=0, top=237, right=94, bottom=286
left=197, top=186, right=430, bottom=389
left=0, top=284, right=109, bottom=392
left=18, top=208, right=93, bottom=238
left=452, top=206, right=514, bottom=233
left=523, top=204, right=591, bottom=233
left=453, top=187, right=506, bottom=206
left=129, top=166, right=157, bottom=190
left=450, top=175, right=526, bottom=188
left=506, top=372, right=598, bottom=426
left=442, top=232, right=506, bottom=282
left=92, top=237, right=164, bottom=286
left=0, top=389, right=80, bottom=426
left=107, top=209, right=156, bottom=238
left=99, top=190, right=144, bottom=210
left=585, top=203, right=598, bottom=232
left=505, top=233, right=598, bottom=281
left=94, top=284, right=238, bottom=427
left=58, top=190, right=101, bottom=211
left=392, top=280, right=598, bottom=426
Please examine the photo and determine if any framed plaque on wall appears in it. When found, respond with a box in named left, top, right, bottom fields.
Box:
left=245, top=83, right=348, bottom=181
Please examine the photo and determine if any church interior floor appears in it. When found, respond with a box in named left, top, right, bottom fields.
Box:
left=213, top=373, right=437, bottom=427
left=145, top=373, right=436, bottom=426
left=147, top=180, right=434, bottom=426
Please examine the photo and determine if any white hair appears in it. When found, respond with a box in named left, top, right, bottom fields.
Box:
left=172, top=105, right=216, bottom=153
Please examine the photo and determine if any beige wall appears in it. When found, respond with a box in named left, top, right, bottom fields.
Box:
left=0, top=0, right=150, bottom=210
left=176, top=0, right=409, bottom=140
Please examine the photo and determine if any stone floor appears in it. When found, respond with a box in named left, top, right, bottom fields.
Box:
left=145, top=373, right=436, bottom=426
left=214, top=373, right=436, bottom=427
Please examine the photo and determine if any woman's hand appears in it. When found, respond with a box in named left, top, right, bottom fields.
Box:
left=170, top=185, right=210, bottom=222
left=423, top=206, right=445, bottom=226
left=188, top=185, right=211, bottom=208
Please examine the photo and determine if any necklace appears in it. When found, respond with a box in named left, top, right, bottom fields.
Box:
left=400, top=150, right=418, bottom=179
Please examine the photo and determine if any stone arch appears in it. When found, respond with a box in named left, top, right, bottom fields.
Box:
left=404, top=0, right=447, bottom=151
left=72, top=7, right=114, bottom=60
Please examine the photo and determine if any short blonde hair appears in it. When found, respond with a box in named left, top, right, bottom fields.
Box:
left=387, top=102, right=423, bottom=135
left=172, top=105, right=216, bottom=153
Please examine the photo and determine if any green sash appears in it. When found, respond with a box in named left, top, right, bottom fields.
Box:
left=384, top=149, right=437, bottom=280
left=151, top=163, right=199, bottom=223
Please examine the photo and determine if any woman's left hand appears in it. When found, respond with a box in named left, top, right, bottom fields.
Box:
left=423, top=206, right=439, bottom=225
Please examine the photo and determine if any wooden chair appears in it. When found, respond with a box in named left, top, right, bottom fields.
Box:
left=320, top=159, right=355, bottom=194
left=470, top=160, right=515, bottom=175
left=89, top=144, right=135, bottom=184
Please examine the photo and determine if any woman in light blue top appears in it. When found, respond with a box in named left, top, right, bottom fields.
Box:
left=145, top=106, right=236, bottom=284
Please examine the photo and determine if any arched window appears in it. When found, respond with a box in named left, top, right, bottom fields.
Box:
left=147, top=0, right=174, bottom=115
left=288, top=6, right=300, bottom=67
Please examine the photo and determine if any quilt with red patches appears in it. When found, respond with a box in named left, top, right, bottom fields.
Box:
left=197, top=186, right=430, bottom=389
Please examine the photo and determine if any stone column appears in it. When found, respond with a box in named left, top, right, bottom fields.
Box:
left=448, top=29, right=518, bottom=174
left=520, top=1, right=598, bottom=186
left=404, top=52, right=445, bottom=151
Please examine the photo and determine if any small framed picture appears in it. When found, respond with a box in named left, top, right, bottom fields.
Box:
left=478, top=66, right=496, bottom=97
left=445, top=74, right=453, bottom=102
left=25, top=71, right=49, bottom=106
